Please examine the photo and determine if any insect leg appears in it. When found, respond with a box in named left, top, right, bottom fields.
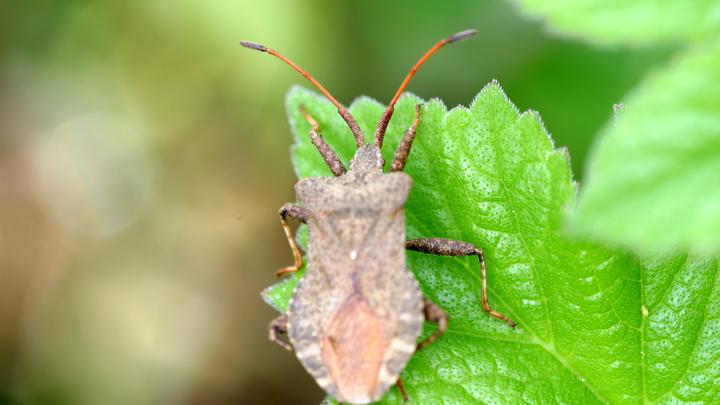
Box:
left=268, top=314, right=292, bottom=351
left=299, top=106, right=347, bottom=177
left=395, top=378, right=409, bottom=402
left=390, top=104, right=421, bottom=172
left=416, top=297, right=448, bottom=350
left=392, top=299, right=447, bottom=403
left=277, top=203, right=309, bottom=277
left=406, top=238, right=516, bottom=328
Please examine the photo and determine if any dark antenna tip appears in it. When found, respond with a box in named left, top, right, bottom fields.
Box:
left=447, top=29, right=478, bottom=43
left=240, top=41, right=268, bottom=52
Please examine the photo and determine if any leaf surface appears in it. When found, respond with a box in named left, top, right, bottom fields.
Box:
left=263, top=85, right=720, bottom=403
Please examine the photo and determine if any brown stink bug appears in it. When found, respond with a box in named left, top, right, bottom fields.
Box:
left=241, top=29, right=516, bottom=404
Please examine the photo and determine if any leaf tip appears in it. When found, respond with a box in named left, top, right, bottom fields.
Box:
left=478, top=79, right=508, bottom=99
left=522, top=109, right=549, bottom=133
left=612, top=102, right=625, bottom=121
left=260, top=284, right=285, bottom=314
left=557, top=145, right=577, bottom=183
left=471, top=79, right=521, bottom=118
left=520, top=108, right=561, bottom=153
left=426, top=96, right=448, bottom=113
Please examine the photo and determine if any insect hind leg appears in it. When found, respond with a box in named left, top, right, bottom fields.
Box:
left=299, top=106, right=347, bottom=177
left=406, top=238, right=516, bottom=328
left=417, top=297, right=448, bottom=350
left=390, top=299, right=443, bottom=404
left=395, top=378, right=409, bottom=402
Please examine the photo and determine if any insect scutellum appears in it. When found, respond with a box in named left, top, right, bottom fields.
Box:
left=240, top=29, right=478, bottom=174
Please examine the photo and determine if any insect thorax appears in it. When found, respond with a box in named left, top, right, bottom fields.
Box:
left=294, top=144, right=413, bottom=214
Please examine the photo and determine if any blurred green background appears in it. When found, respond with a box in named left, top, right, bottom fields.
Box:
left=0, top=1, right=671, bottom=404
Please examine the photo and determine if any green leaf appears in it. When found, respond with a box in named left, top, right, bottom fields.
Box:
left=263, top=84, right=720, bottom=403
left=512, top=0, right=720, bottom=46
left=572, top=38, right=720, bottom=255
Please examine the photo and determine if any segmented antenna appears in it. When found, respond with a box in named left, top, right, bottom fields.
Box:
left=374, top=29, right=478, bottom=149
left=240, top=41, right=365, bottom=148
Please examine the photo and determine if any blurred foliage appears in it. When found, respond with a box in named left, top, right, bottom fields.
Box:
left=0, top=0, right=688, bottom=404
left=516, top=0, right=720, bottom=256
left=513, top=0, right=720, bottom=46
left=573, top=38, right=720, bottom=255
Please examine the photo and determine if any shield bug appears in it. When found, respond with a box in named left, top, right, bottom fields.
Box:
left=241, top=29, right=516, bottom=404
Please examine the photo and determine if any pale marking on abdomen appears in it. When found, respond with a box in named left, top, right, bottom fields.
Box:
left=389, top=338, right=416, bottom=354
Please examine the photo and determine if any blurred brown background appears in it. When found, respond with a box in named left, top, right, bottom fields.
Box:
left=0, top=0, right=670, bottom=404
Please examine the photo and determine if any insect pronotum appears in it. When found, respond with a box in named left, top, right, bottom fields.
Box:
left=241, top=29, right=516, bottom=404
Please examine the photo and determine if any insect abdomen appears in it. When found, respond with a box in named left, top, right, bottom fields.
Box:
left=321, top=293, right=388, bottom=403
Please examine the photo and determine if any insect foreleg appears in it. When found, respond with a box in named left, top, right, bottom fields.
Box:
left=277, top=203, right=309, bottom=277
left=268, top=315, right=292, bottom=351
left=406, top=238, right=516, bottom=328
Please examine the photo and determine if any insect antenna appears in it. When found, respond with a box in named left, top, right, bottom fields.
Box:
left=240, top=40, right=364, bottom=148
left=374, top=29, right=478, bottom=149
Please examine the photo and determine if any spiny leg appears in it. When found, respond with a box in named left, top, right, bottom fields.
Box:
left=299, top=106, right=346, bottom=177
left=277, top=203, right=309, bottom=277
left=390, top=104, right=421, bottom=172
left=268, top=315, right=292, bottom=351
left=406, top=238, right=516, bottom=328
left=417, top=297, right=448, bottom=351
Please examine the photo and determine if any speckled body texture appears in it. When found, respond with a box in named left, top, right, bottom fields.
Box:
left=286, top=146, right=425, bottom=404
